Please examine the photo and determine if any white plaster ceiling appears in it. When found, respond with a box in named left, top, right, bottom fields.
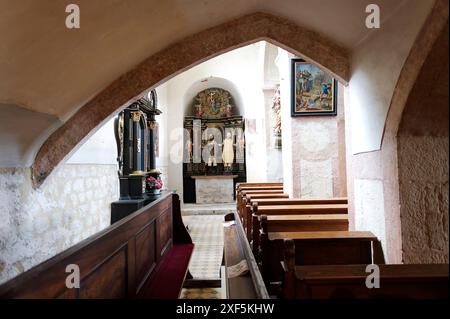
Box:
left=0, top=0, right=405, bottom=120
left=0, top=0, right=428, bottom=167
left=0, top=104, right=61, bottom=167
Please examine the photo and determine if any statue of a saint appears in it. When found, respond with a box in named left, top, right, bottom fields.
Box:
left=225, top=104, right=233, bottom=117
left=222, top=132, right=234, bottom=168
left=185, top=138, right=193, bottom=162
left=206, top=133, right=218, bottom=167
left=194, top=104, right=203, bottom=117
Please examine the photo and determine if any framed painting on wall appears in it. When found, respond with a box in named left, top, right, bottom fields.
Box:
left=291, top=58, right=337, bottom=116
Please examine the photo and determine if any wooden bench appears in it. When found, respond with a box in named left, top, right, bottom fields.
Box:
left=236, top=183, right=283, bottom=202
left=236, top=182, right=283, bottom=192
left=251, top=198, right=348, bottom=212
left=282, top=243, right=449, bottom=299
left=0, top=192, right=193, bottom=299
left=252, top=197, right=348, bottom=206
left=222, top=212, right=269, bottom=299
left=241, top=193, right=290, bottom=236
left=235, top=183, right=282, bottom=212
left=252, top=205, right=348, bottom=254
left=245, top=193, right=291, bottom=200
left=259, top=231, right=383, bottom=291
left=249, top=200, right=348, bottom=243
left=261, top=214, right=348, bottom=232
left=237, top=189, right=284, bottom=220
left=238, top=186, right=284, bottom=192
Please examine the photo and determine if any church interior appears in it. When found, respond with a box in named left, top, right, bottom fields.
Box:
left=0, top=0, right=448, bottom=301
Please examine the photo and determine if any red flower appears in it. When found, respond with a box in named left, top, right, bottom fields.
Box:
left=146, top=175, right=163, bottom=189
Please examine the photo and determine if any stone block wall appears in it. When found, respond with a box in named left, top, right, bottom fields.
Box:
left=0, top=164, right=118, bottom=284
left=398, top=136, right=449, bottom=263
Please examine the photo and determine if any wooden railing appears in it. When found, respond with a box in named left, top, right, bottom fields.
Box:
left=0, top=192, right=193, bottom=299
left=222, top=211, right=269, bottom=299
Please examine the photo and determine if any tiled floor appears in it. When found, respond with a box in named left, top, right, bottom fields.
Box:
left=182, top=215, right=224, bottom=279
left=179, top=288, right=222, bottom=299
left=181, top=214, right=225, bottom=299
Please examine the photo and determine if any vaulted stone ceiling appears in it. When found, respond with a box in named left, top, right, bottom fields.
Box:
left=0, top=0, right=432, bottom=167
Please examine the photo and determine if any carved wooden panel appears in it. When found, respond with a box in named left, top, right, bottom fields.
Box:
left=135, top=222, right=157, bottom=292
left=158, top=207, right=173, bottom=257
left=79, top=247, right=127, bottom=299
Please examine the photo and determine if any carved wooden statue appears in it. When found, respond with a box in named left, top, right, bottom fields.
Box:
left=222, top=131, right=234, bottom=168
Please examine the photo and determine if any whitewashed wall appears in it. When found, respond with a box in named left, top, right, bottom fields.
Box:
left=349, top=0, right=434, bottom=154
left=262, top=42, right=284, bottom=182
left=276, top=48, right=347, bottom=199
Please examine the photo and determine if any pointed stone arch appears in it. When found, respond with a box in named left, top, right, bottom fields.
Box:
left=32, top=12, right=350, bottom=187
left=379, top=0, right=448, bottom=263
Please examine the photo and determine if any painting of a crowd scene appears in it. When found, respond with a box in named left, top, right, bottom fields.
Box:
left=291, top=58, right=337, bottom=116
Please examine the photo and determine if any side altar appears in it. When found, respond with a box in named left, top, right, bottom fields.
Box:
left=183, top=88, right=247, bottom=203
left=110, top=90, right=164, bottom=223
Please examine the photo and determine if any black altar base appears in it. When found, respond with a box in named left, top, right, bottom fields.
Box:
left=111, top=192, right=165, bottom=224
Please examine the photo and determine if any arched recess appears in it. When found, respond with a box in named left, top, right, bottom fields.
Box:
left=380, top=0, right=448, bottom=263
left=183, top=77, right=244, bottom=118
left=31, top=12, right=349, bottom=187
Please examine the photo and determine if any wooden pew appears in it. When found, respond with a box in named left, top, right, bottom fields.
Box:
left=0, top=192, right=193, bottom=299
left=241, top=193, right=290, bottom=237
left=236, top=183, right=283, bottom=203
left=238, top=186, right=284, bottom=192
left=237, top=189, right=284, bottom=220
left=222, top=212, right=269, bottom=299
left=236, top=182, right=283, bottom=192
left=261, top=214, right=348, bottom=232
left=247, top=198, right=348, bottom=242
left=259, top=231, right=383, bottom=290
left=282, top=241, right=449, bottom=299
left=235, top=183, right=282, bottom=214
left=252, top=197, right=347, bottom=208
left=252, top=204, right=348, bottom=255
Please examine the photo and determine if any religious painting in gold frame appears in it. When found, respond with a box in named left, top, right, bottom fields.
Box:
left=291, top=58, right=337, bottom=116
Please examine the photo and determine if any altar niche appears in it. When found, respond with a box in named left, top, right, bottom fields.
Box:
left=111, top=90, right=163, bottom=223
left=183, top=87, right=247, bottom=204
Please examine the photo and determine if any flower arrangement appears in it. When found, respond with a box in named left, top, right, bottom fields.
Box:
left=146, top=176, right=163, bottom=191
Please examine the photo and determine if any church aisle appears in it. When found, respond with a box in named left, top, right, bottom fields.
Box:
left=181, top=215, right=225, bottom=299
left=182, top=215, right=224, bottom=279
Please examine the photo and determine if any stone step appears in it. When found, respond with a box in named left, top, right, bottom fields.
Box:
left=181, top=203, right=235, bottom=216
